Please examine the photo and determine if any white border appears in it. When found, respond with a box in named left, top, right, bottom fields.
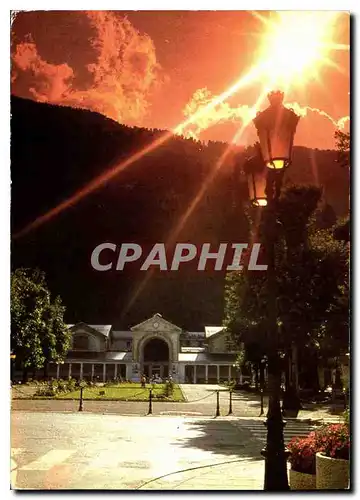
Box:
left=2, top=1, right=359, bottom=10
left=2, top=2, right=357, bottom=499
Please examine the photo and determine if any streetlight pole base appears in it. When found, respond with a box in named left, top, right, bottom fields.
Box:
left=261, top=417, right=290, bottom=491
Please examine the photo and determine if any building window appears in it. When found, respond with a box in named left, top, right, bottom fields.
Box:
left=126, top=341, right=132, bottom=351
left=73, top=334, right=89, bottom=350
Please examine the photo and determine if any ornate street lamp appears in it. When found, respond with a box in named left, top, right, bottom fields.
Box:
left=244, top=154, right=268, bottom=207
left=244, top=90, right=300, bottom=491
left=244, top=91, right=299, bottom=209
left=253, top=90, right=300, bottom=171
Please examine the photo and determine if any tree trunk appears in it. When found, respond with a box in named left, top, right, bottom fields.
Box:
left=285, top=349, right=291, bottom=392
left=260, top=362, right=265, bottom=389
left=292, top=344, right=299, bottom=391
left=255, top=365, right=259, bottom=391
left=43, top=361, right=49, bottom=380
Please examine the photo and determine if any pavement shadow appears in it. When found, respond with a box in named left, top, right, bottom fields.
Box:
left=300, top=402, right=345, bottom=416
left=233, top=391, right=345, bottom=417
left=172, top=418, right=263, bottom=462
left=196, top=388, right=229, bottom=392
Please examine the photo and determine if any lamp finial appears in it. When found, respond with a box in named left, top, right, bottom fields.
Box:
left=267, top=90, right=284, bottom=106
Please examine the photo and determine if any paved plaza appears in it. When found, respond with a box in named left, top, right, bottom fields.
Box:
left=11, top=409, right=337, bottom=490
left=11, top=383, right=343, bottom=490
left=12, top=412, right=266, bottom=490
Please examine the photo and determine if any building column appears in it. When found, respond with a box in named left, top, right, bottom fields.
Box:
left=126, top=364, right=132, bottom=381
left=114, top=364, right=118, bottom=380
left=68, top=363, right=72, bottom=379
left=103, top=364, right=106, bottom=382
left=91, top=363, right=94, bottom=380
left=205, top=365, right=208, bottom=384
left=193, top=365, right=197, bottom=384
left=178, top=364, right=185, bottom=383
left=228, top=365, right=231, bottom=381
left=216, top=365, right=220, bottom=383
left=56, top=364, right=60, bottom=379
left=80, top=363, right=83, bottom=380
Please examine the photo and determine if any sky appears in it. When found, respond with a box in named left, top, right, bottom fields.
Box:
left=11, top=10, right=350, bottom=150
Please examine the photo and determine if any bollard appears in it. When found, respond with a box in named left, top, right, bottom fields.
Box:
left=259, top=388, right=264, bottom=416
left=148, top=388, right=153, bottom=415
left=215, top=390, right=220, bottom=417
left=228, top=389, right=233, bottom=415
left=78, top=386, right=84, bottom=412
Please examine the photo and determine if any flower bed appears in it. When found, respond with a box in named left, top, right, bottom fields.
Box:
left=287, top=432, right=317, bottom=475
left=287, top=422, right=349, bottom=490
left=315, top=423, right=349, bottom=490
left=314, top=423, right=349, bottom=461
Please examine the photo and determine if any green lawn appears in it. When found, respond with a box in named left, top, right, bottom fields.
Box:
left=56, top=383, right=185, bottom=402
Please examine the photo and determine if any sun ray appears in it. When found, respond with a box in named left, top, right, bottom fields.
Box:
left=254, top=11, right=348, bottom=90
left=322, top=57, right=347, bottom=75
left=326, top=43, right=350, bottom=51
left=251, top=11, right=272, bottom=27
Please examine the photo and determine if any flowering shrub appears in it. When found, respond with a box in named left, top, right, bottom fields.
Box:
left=287, top=423, right=350, bottom=473
left=287, top=432, right=318, bottom=474
left=315, top=423, right=349, bottom=460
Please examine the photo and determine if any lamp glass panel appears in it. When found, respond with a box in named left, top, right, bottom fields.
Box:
left=248, top=168, right=267, bottom=206
left=266, top=159, right=285, bottom=170
left=254, top=198, right=268, bottom=207
left=254, top=105, right=299, bottom=166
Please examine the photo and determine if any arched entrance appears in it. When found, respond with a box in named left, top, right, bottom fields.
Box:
left=142, top=337, right=170, bottom=379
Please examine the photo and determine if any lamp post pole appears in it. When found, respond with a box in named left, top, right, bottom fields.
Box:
left=260, top=203, right=289, bottom=490
left=244, top=90, right=300, bottom=491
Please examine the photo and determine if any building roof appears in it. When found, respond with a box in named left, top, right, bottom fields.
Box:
left=205, top=326, right=224, bottom=338
left=131, top=313, right=182, bottom=333
left=178, top=352, right=236, bottom=363
left=67, top=323, right=112, bottom=337
left=178, top=353, right=210, bottom=362
left=89, top=325, right=112, bottom=337
left=186, top=331, right=205, bottom=337
left=180, top=347, right=206, bottom=353
left=105, top=352, right=133, bottom=361
left=112, top=331, right=132, bottom=339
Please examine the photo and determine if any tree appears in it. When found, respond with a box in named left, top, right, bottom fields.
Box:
left=11, top=268, right=71, bottom=380
left=223, top=184, right=349, bottom=395
left=309, top=227, right=349, bottom=360
left=334, top=129, right=350, bottom=169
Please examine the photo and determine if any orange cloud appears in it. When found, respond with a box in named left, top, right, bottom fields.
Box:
left=12, top=42, right=74, bottom=102
left=181, top=87, right=258, bottom=140
left=285, top=102, right=350, bottom=131
left=11, top=12, right=162, bottom=125
left=181, top=87, right=350, bottom=144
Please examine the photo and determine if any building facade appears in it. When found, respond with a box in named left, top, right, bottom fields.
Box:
left=48, top=313, right=239, bottom=383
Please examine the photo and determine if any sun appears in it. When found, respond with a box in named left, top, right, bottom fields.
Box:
left=253, top=11, right=348, bottom=91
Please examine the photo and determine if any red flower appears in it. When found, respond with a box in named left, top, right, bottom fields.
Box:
left=287, top=422, right=350, bottom=473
